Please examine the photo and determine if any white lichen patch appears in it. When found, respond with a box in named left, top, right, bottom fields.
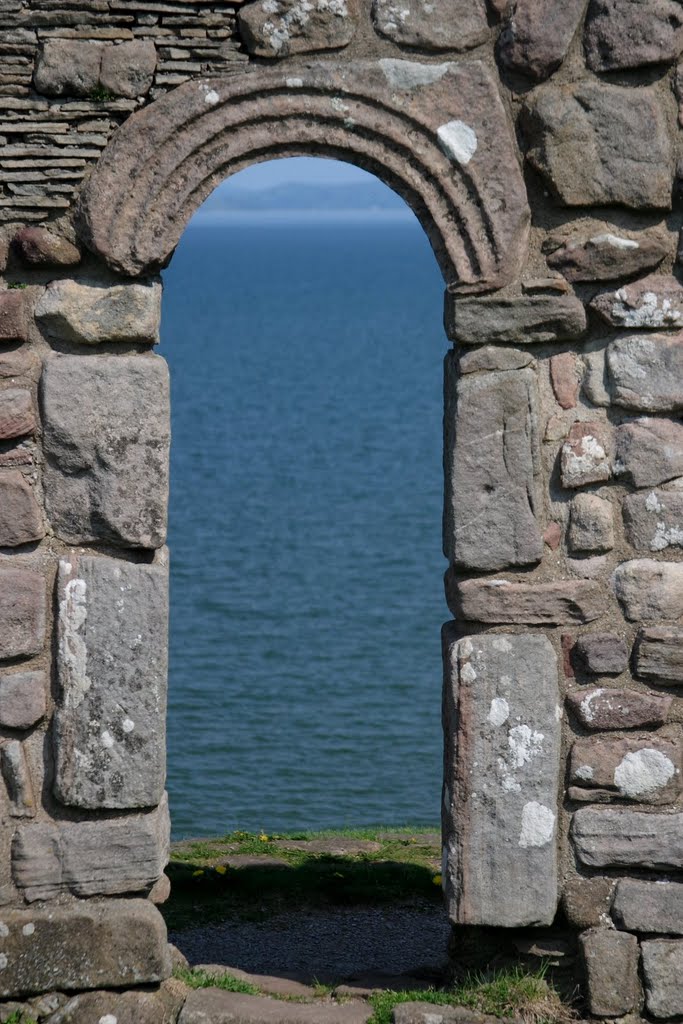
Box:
left=612, top=290, right=683, bottom=329
left=574, top=764, right=595, bottom=781
left=21, top=923, right=34, bottom=936
left=646, top=491, right=663, bottom=513
left=122, top=718, right=135, bottom=733
left=0, top=954, right=8, bottom=969
left=460, top=662, right=477, bottom=684
left=286, top=77, right=304, bottom=87
left=497, top=724, right=545, bottom=793
left=563, top=434, right=609, bottom=480
left=0, top=923, right=8, bottom=938
left=518, top=802, right=556, bottom=848
left=488, top=697, right=510, bottom=727
left=98, top=1016, right=118, bottom=1024
left=580, top=688, right=604, bottom=724
left=614, top=748, right=676, bottom=798
left=590, top=233, right=639, bottom=250
left=492, top=636, right=512, bottom=652
left=259, top=0, right=348, bottom=53
left=204, top=89, right=219, bottom=105
left=379, top=58, right=451, bottom=91
left=101, top=730, right=115, bottom=749
left=437, top=120, right=478, bottom=166
left=59, top=566, right=91, bottom=709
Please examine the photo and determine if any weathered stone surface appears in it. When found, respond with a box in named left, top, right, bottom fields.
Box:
left=568, top=494, right=613, bottom=554
left=613, top=559, right=683, bottom=621
left=41, top=354, right=169, bottom=549
left=12, top=797, right=169, bottom=900
left=635, top=626, right=683, bottom=684
left=35, top=279, right=161, bottom=345
left=550, top=351, right=579, bottom=409
left=54, top=554, right=168, bottom=810
left=445, top=293, right=586, bottom=345
left=42, top=979, right=186, bottom=1024
left=13, top=226, right=80, bottom=268
left=33, top=40, right=103, bottom=97
left=0, top=670, right=46, bottom=730
left=568, top=685, right=672, bottom=731
left=562, top=876, right=616, bottom=929
left=0, top=292, right=28, bottom=343
left=615, top=417, right=683, bottom=487
left=546, top=229, right=669, bottom=282
left=574, top=633, right=628, bottom=676
left=0, top=471, right=43, bottom=547
left=1, top=740, right=36, bottom=817
left=443, top=356, right=542, bottom=571
left=458, top=346, right=534, bottom=374
left=642, top=940, right=683, bottom=1019
left=585, top=0, right=683, bottom=72
left=180, top=988, right=371, bottom=1023
left=239, top=0, right=358, bottom=57
left=569, top=733, right=681, bottom=804
left=572, top=807, right=683, bottom=868
left=99, top=40, right=157, bottom=98
left=580, top=928, right=640, bottom=1017
left=393, top=1007, right=517, bottom=1024
left=0, top=568, right=45, bottom=660
left=522, top=83, right=674, bottom=209
left=607, top=333, right=683, bottom=412
left=76, top=64, right=531, bottom=292
left=0, top=351, right=40, bottom=383
left=442, top=629, right=561, bottom=928
left=0, top=389, right=35, bottom=440
left=613, top=879, right=683, bottom=935
left=371, top=0, right=488, bottom=51
left=624, top=489, right=683, bottom=553
left=544, top=521, right=562, bottom=550
left=0, top=900, right=170, bottom=998
left=448, top=576, right=604, bottom=625
left=591, top=275, right=683, bottom=330
left=560, top=421, right=611, bottom=488
left=497, top=0, right=585, bottom=80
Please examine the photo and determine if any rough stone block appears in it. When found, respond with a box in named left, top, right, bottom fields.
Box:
left=0, top=390, right=35, bottom=440
left=448, top=576, right=604, bottom=625
left=445, top=292, right=586, bottom=345
left=41, top=354, right=169, bottom=549
left=624, top=489, right=683, bottom=553
left=0, top=568, right=45, bottom=661
left=613, top=879, right=683, bottom=935
left=12, top=796, right=169, bottom=901
left=615, top=418, right=683, bottom=487
left=33, top=40, right=103, bottom=96
left=568, top=494, right=614, bottom=554
left=443, top=355, right=542, bottom=572
left=35, top=279, right=161, bottom=345
left=99, top=39, right=157, bottom=98
left=1, top=740, right=36, bottom=817
left=442, top=629, right=560, bottom=927
left=13, top=226, right=80, bottom=268
left=497, top=0, right=586, bottom=80
left=569, top=733, right=681, bottom=804
left=371, top=0, right=488, bottom=51
left=573, top=633, right=628, bottom=675
left=522, top=82, right=674, bottom=209
left=591, top=275, right=683, bottom=330
left=635, top=626, right=683, bottom=684
left=54, top=554, right=168, bottom=810
left=567, top=687, right=672, bottom=731
left=607, top=333, right=683, bottom=412
left=0, top=900, right=170, bottom=998
left=0, top=351, right=40, bottom=383
left=0, top=671, right=46, bottom=730
left=180, top=988, right=371, bottom=1023
left=585, top=0, right=683, bottom=72
left=560, top=421, right=611, bottom=488
left=546, top=228, right=669, bottom=282
left=239, top=0, right=358, bottom=57
left=580, top=928, right=640, bottom=1017
left=642, top=940, right=683, bottom=1019
left=0, top=292, right=28, bottom=343
left=550, top=351, right=579, bottom=409
left=458, top=346, right=535, bottom=374
left=613, top=559, right=683, bottom=622
left=0, top=471, right=43, bottom=547
left=562, top=876, right=616, bottom=930
left=572, top=807, right=683, bottom=868
left=42, top=980, right=186, bottom=1024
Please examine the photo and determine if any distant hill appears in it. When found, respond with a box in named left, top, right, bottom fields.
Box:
left=200, top=180, right=411, bottom=215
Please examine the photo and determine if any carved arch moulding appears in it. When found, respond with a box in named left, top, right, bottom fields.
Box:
left=75, top=60, right=530, bottom=291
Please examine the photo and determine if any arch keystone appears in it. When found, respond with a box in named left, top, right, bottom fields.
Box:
left=75, top=61, right=530, bottom=289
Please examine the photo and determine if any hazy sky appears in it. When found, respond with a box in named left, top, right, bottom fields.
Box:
left=219, top=156, right=376, bottom=192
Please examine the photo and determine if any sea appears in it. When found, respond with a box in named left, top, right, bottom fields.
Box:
left=161, top=209, right=450, bottom=840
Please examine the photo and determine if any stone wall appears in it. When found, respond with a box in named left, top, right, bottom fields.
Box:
left=0, top=0, right=681, bottom=1020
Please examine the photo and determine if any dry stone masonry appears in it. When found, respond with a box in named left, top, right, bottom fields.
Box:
left=0, top=0, right=680, bottom=1021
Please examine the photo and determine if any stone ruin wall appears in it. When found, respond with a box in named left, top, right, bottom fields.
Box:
left=0, top=0, right=681, bottom=1020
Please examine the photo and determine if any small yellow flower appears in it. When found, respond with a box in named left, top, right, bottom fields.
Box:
left=192, top=869, right=204, bottom=878
left=432, top=873, right=442, bottom=886
left=215, top=865, right=227, bottom=875
left=258, top=833, right=269, bottom=842
left=333, top=872, right=344, bottom=878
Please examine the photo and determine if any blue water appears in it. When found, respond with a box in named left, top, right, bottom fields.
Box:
left=161, top=214, right=449, bottom=840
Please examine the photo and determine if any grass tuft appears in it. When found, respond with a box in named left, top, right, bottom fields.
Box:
left=173, top=966, right=261, bottom=995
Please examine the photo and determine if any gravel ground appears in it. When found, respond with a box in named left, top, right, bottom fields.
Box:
left=171, top=904, right=450, bottom=979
